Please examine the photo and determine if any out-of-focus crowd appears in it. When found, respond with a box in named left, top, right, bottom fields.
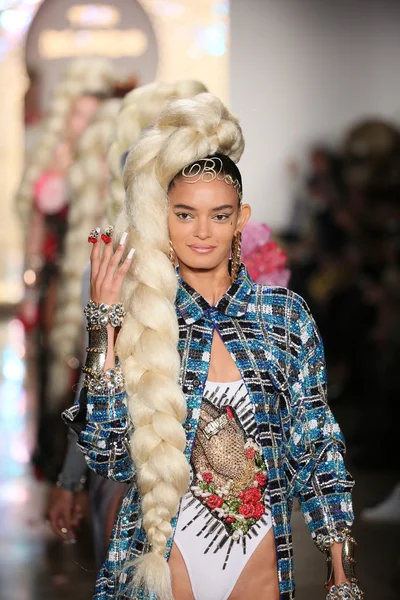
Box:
left=283, top=119, right=400, bottom=470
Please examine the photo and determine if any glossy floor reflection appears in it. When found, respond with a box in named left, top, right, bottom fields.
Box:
left=0, top=316, right=398, bottom=600
left=0, top=318, right=96, bottom=600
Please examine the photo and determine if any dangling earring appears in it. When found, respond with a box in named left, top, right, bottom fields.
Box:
left=231, top=231, right=242, bottom=281
left=168, top=240, right=176, bottom=266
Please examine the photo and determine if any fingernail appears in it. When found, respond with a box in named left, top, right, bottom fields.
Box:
left=95, top=227, right=100, bottom=233
left=119, top=232, right=128, bottom=245
left=127, top=247, right=135, bottom=259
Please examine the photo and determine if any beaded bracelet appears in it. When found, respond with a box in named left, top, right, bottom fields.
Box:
left=326, top=582, right=364, bottom=599
left=56, top=474, right=87, bottom=494
left=84, top=300, right=126, bottom=328
left=316, top=527, right=352, bottom=552
left=83, top=364, right=125, bottom=396
left=316, top=528, right=363, bottom=598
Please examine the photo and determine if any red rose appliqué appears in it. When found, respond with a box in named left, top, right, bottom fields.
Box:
left=244, top=487, right=261, bottom=504
left=253, top=502, right=265, bottom=519
left=245, top=447, right=256, bottom=459
left=206, top=494, right=224, bottom=510
left=239, top=503, right=255, bottom=518
left=255, top=472, right=267, bottom=487
left=202, top=472, right=213, bottom=484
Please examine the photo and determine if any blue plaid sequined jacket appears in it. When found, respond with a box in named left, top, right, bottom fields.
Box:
left=63, top=265, right=354, bottom=600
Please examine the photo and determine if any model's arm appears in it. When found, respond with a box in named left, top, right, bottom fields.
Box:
left=291, top=301, right=363, bottom=600
left=57, top=429, right=88, bottom=491
left=63, top=228, right=136, bottom=483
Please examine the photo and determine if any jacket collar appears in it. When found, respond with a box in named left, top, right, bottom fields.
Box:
left=176, top=264, right=253, bottom=325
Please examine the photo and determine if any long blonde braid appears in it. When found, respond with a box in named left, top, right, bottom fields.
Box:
left=116, top=93, right=244, bottom=599
left=15, top=58, right=117, bottom=229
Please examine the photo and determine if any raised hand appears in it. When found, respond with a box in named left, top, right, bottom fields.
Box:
left=89, top=227, right=134, bottom=305
left=86, top=227, right=134, bottom=371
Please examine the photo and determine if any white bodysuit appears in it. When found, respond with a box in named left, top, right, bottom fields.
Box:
left=174, top=380, right=273, bottom=600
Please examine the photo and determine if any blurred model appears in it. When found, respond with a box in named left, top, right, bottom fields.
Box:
left=23, top=68, right=43, bottom=157
left=15, top=59, right=119, bottom=481
left=45, top=98, right=123, bottom=563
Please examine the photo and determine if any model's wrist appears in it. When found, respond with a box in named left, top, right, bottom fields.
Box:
left=82, top=301, right=125, bottom=394
left=84, top=300, right=125, bottom=328
left=56, top=475, right=86, bottom=494
left=330, top=544, right=347, bottom=585
left=317, top=528, right=363, bottom=599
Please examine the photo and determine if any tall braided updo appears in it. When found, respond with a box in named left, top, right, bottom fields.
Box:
left=116, top=93, right=244, bottom=599
left=105, top=79, right=208, bottom=224
left=48, top=99, right=121, bottom=404
left=15, top=58, right=118, bottom=229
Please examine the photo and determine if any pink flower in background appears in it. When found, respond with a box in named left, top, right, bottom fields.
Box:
left=256, top=268, right=291, bottom=287
left=241, top=222, right=272, bottom=258
left=33, top=172, right=67, bottom=215
left=242, top=221, right=291, bottom=287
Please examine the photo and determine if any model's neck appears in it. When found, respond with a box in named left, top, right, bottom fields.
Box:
left=179, top=261, right=232, bottom=307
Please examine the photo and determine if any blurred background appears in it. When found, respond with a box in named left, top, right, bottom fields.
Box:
left=0, top=1, right=399, bottom=599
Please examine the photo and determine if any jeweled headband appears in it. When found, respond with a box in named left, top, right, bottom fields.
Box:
left=179, top=154, right=243, bottom=202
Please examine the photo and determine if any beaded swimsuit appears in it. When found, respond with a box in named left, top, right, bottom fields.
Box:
left=174, top=380, right=273, bottom=600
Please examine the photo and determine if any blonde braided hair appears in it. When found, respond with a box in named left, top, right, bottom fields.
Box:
left=106, top=80, right=208, bottom=224
left=15, top=58, right=117, bottom=229
left=115, top=93, right=244, bottom=599
left=48, top=99, right=121, bottom=404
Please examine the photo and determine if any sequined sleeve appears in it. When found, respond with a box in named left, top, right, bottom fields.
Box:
left=62, top=387, right=135, bottom=483
left=291, top=302, right=355, bottom=546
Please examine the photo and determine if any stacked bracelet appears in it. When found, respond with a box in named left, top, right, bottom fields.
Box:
left=84, top=300, right=126, bottom=328
left=326, top=582, right=364, bottom=600
left=316, top=528, right=363, bottom=599
left=316, top=528, right=351, bottom=553
left=84, top=364, right=125, bottom=395
left=56, top=474, right=87, bottom=494
left=82, top=301, right=126, bottom=395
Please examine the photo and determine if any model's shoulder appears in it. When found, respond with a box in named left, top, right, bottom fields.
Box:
left=251, top=284, right=311, bottom=319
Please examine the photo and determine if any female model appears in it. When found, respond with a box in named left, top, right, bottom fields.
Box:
left=64, top=93, right=363, bottom=600
left=16, top=59, right=118, bottom=481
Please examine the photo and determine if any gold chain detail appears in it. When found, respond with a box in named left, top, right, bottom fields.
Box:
left=231, top=231, right=242, bottom=282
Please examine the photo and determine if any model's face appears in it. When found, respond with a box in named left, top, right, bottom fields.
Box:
left=68, top=95, right=101, bottom=144
left=168, top=177, right=250, bottom=273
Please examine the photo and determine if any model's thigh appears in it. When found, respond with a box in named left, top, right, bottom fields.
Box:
left=170, top=542, right=196, bottom=600
left=228, top=529, right=279, bottom=600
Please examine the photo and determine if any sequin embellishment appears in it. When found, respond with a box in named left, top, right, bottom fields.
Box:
left=177, top=382, right=271, bottom=568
